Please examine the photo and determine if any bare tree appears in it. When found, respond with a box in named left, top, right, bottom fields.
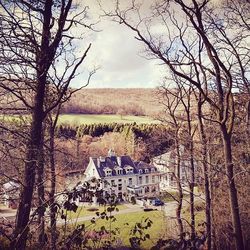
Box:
left=104, top=0, right=249, bottom=248
left=158, top=84, right=185, bottom=239
left=0, top=1, right=95, bottom=248
left=194, top=91, right=212, bottom=249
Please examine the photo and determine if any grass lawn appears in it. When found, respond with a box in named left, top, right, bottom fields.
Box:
left=66, top=204, right=128, bottom=219
left=0, top=114, right=158, bottom=125
left=81, top=210, right=166, bottom=249
left=160, top=191, right=190, bottom=203
left=160, top=187, right=201, bottom=203
left=182, top=210, right=206, bottom=231
left=58, top=114, right=158, bottom=125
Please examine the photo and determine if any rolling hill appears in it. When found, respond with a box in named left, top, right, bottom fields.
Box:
left=62, top=88, right=163, bottom=118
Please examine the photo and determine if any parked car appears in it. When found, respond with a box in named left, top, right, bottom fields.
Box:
left=151, top=198, right=164, bottom=206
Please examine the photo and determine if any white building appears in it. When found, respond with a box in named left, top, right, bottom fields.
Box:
left=1, top=181, right=20, bottom=208
left=152, top=146, right=199, bottom=190
left=84, top=150, right=160, bottom=200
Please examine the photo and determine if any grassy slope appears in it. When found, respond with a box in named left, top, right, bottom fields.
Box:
left=66, top=204, right=128, bottom=219
left=82, top=210, right=166, bottom=249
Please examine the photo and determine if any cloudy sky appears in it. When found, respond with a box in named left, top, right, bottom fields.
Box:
left=70, top=0, right=165, bottom=89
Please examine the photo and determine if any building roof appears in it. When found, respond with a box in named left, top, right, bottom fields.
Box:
left=3, top=181, right=20, bottom=192
left=153, top=145, right=186, bottom=165
left=90, top=155, right=157, bottom=178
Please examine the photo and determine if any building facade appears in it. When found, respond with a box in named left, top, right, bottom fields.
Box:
left=153, top=145, right=199, bottom=189
left=84, top=150, right=160, bottom=200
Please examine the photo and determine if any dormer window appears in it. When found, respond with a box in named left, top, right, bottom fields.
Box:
left=106, top=170, right=112, bottom=176
left=151, top=168, right=155, bottom=172
left=104, top=168, right=112, bottom=176
left=145, top=169, right=149, bottom=173
left=114, top=166, right=123, bottom=175
left=117, top=169, right=123, bottom=175
left=125, top=166, right=133, bottom=174
left=138, top=169, right=143, bottom=174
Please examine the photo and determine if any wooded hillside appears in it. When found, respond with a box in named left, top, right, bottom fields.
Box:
left=61, top=88, right=163, bottom=117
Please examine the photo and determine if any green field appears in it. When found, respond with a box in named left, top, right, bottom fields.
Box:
left=58, top=114, right=158, bottom=125
left=0, top=114, right=158, bottom=125
left=65, top=204, right=128, bottom=219
left=81, top=210, right=166, bottom=249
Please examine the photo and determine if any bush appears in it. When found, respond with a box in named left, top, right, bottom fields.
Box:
left=87, top=207, right=99, bottom=212
left=144, top=208, right=154, bottom=212
left=131, top=196, right=136, bottom=205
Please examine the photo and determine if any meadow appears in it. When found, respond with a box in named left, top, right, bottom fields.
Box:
left=81, top=210, right=166, bottom=249
left=0, top=114, right=159, bottom=125
left=58, top=114, right=158, bottom=125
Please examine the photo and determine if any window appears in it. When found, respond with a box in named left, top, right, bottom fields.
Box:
left=145, top=186, right=149, bottom=193
left=118, top=183, right=122, bottom=191
left=111, top=180, right=116, bottom=187
left=138, top=176, right=142, bottom=185
left=151, top=168, right=155, bottom=172
left=145, top=169, right=149, bottom=173
left=152, top=176, right=155, bottom=183
left=126, top=168, right=133, bottom=174
left=146, top=176, right=149, bottom=184
left=118, top=179, right=122, bottom=182
left=104, top=181, right=108, bottom=188
left=128, top=178, right=133, bottom=186
left=117, top=169, right=123, bottom=175
left=138, top=169, right=143, bottom=174
left=105, top=169, right=112, bottom=176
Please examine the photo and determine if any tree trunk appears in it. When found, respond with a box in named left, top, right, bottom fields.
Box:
left=11, top=2, right=52, bottom=247
left=49, top=125, right=57, bottom=250
left=197, top=100, right=212, bottom=249
left=246, top=100, right=250, bottom=153
left=246, top=100, right=250, bottom=133
left=189, top=146, right=196, bottom=243
left=186, top=111, right=196, bottom=243
left=11, top=88, right=46, bottom=249
left=176, top=141, right=184, bottom=239
left=37, top=133, right=46, bottom=248
left=221, top=124, right=244, bottom=250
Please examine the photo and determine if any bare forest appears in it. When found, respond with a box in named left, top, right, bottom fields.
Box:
left=0, top=1, right=249, bottom=250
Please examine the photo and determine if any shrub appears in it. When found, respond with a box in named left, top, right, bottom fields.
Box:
left=87, top=207, right=99, bottom=212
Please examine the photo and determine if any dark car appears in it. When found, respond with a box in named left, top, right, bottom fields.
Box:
left=151, top=198, right=164, bottom=206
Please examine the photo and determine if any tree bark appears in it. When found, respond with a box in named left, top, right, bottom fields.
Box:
left=188, top=140, right=196, bottom=243
left=37, top=132, right=46, bottom=248
left=221, top=124, right=244, bottom=250
left=11, top=1, right=53, bottom=249
left=175, top=140, right=184, bottom=239
left=197, top=100, right=212, bottom=249
left=11, top=86, right=46, bottom=249
left=49, top=125, right=57, bottom=250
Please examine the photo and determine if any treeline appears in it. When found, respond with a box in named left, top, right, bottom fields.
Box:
left=56, top=123, right=173, bottom=159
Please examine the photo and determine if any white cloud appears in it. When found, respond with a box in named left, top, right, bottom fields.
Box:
left=69, top=0, right=164, bottom=89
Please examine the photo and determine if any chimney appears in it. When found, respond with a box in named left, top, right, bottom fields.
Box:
left=117, top=156, right=121, bottom=166
left=108, top=148, right=115, bottom=157
left=97, top=158, right=100, bottom=168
